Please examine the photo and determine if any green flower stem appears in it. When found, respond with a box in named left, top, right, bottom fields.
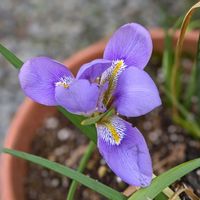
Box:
left=81, top=107, right=115, bottom=126
left=66, top=141, right=96, bottom=200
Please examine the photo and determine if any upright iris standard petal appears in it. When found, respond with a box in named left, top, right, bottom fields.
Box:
left=19, top=57, right=73, bottom=105
left=113, top=67, right=161, bottom=117
left=76, top=59, right=112, bottom=82
left=97, top=116, right=152, bottom=187
left=103, top=23, right=152, bottom=69
left=55, top=79, right=100, bottom=115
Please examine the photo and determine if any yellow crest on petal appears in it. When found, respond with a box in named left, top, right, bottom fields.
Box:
left=97, top=116, right=126, bottom=145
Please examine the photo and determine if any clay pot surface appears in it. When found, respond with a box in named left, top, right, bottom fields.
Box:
left=1, top=29, right=199, bottom=200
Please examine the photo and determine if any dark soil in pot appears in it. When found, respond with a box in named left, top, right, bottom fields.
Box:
left=25, top=55, right=200, bottom=200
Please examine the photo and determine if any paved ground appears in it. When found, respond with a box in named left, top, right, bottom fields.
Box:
left=0, top=0, right=195, bottom=147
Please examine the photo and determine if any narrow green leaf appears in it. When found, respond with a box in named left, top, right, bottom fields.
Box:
left=58, top=107, right=97, bottom=143
left=67, top=141, right=96, bottom=200
left=183, top=62, right=196, bottom=109
left=187, top=19, right=200, bottom=30
left=162, top=86, right=200, bottom=138
left=173, top=115, right=200, bottom=138
left=81, top=112, right=106, bottom=126
left=171, top=15, right=185, bottom=30
left=162, top=31, right=174, bottom=92
left=171, top=1, right=200, bottom=121
left=3, top=148, right=126, bottom=200
left=128, top=158, right=200, bottom=200
left=0, top=43, right=23, bottom=69
left=154, top=193, right=168, bottom=200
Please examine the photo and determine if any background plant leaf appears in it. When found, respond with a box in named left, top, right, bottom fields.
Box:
left=0, top=43, right=23, bottom=69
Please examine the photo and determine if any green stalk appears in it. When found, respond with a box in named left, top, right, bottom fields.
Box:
left=81, top=107, right=115, bottom=126
left=66, top=141, right=96, bottom=200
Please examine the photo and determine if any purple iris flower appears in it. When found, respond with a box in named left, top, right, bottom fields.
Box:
left=77, top=23, right=161, bottom=186
left=19, top=23, right=161, bottom=187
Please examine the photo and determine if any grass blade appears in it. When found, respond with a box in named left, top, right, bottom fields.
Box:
left=162, top=31, right=174, bottom=92
left=171, top=1, right=200, bottom=116
left=0, top=43, right=23, bottom=69
left=183, top=62, right=196, bottom=109
left=67, top=141, right=96, bottom=200
left=128, top=158, right=200, bottom=200
left=162, top=86, right=200, bottom=138
left=3, top=148, right=126, bottom=200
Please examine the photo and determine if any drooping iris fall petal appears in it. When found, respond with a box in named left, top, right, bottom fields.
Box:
left=103, top=23, right=152, bottom=69
left=97, top=116, right=152, bottom=187
left=113, top=67, right=161, bottom=117
left=55, top=79, right=100, bottom=115
left=19, top=57, right=73, bottom=105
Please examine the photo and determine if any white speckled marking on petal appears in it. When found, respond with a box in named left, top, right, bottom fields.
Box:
left=100, top=60, right=126, bottom=106
left=96, top=115, right=126, bottom=145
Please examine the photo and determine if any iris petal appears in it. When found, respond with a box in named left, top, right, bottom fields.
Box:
left=55, top=79, right=99, bottom=115
left=76, top=59, right=112, bottom=82
left=103, top=23, right=152, bottom=69
left=97, top=116, right=152, bottom=187
left=19, top=57, right=73, bottom=105
left=114, top=67, right=161, bottom=117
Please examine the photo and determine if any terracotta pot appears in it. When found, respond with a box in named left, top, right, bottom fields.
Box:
left=1, top=29, right=199, bottom=200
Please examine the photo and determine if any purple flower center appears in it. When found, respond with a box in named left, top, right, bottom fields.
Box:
left=55, top=76, right=74, bottom=89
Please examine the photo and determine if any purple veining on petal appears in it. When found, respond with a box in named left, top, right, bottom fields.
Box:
left=97, top=116, right=152, bottom=187
left=113, top=67, right=161, bottom=117
left=55, top=79, right=100, bottom=115
left=19, top=56, right=73, bottom=106
left=103, top=23, right=153, bottom=69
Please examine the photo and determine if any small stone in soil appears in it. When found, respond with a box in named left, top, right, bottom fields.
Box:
left=98, top=166, right=107, bottom=178
left=116, top=176, right=122, bottom=183
left=196, top=169, right=200, bottom=176
left=170, top=133, right=178, bottom=142
left=57, top=128, right=71, bottom=141
left=51, top=178, right=60, bottom=187
left=45, top=117, right=59, bottom=129
left=54, top=145, right=68, bottom=156
left=149, top=130, right=160, bottom=143
left=143, top=121, right=152, bottom=131
left=168, top=125, right=177, bottom=134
